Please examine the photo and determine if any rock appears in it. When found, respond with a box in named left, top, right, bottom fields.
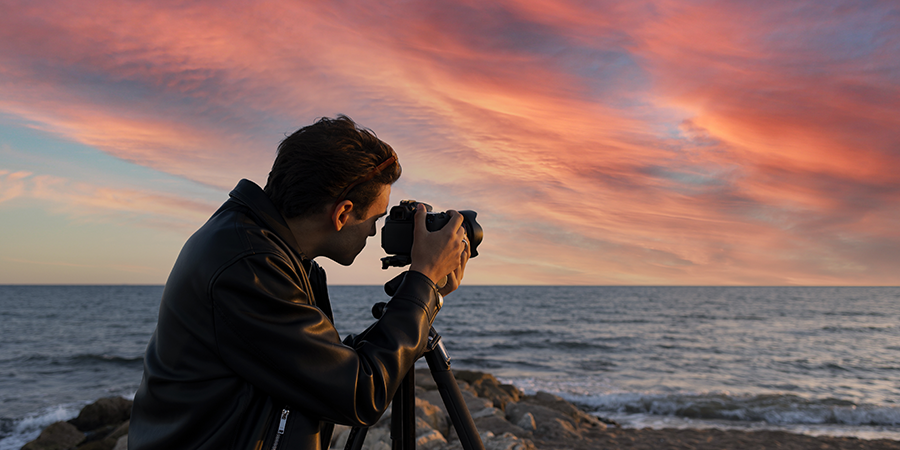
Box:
left=417, top=389, right=447, bottom=417
left=515, top=412, right=535, bottom=431
left=526, top=391, right=606, bottom=431
left=112, top=435, right=128, bottom=450
left=506, top=401, right=580, bottom=441
left=461, top=389, right=493, bottom=415
left=415, top=417, right=447, bottom=450
left=416, top=397, right=449, bottom=437
left=108, top=421, right=130, bottom=441
left=470, top=416, right=531, bottom=440
left=361, top=427, right=391, bottom=450
left=417, top=386, right=492, bottom=419
left=481, top=431, right=537, bottom=450
left=416, top=429, right=447, bottom=450
left=81, top=424, right=117, bottom=445
left=505, top=391, right=607, bottom=442
left=332, top=427, right=390, bottom=450
left=453, top=371, right=522, bottom=410
left=68, top=397, right=132, bottom=432
left=22, top=421, right=86, bottom=450
left=77, top=437, right=118, bottom=450
left=471, top=407, right=504, bottom=420
left=414, top=368, right=438, bottom=390
left=330, top=424, right=352, bottom=449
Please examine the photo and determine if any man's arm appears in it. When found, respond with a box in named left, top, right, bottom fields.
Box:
left=210, top=252, right=439, bottom=427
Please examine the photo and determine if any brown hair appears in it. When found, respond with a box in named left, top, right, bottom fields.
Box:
left=265, top=115, right=401, bottom=218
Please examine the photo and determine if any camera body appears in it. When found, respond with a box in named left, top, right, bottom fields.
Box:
left=381, top=200, right=482, bottom=268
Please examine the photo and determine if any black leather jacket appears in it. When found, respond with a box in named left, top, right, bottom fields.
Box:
left=130, top=179, right=441, bottom=450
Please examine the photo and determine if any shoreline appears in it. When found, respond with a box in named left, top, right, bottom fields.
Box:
left=10, top=369, right=900, bottom=450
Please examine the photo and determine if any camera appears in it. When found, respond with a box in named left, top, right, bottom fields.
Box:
left=381, top=200, right=483, bottom=269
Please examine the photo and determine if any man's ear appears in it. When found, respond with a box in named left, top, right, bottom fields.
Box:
left=330, top=200, right=355, bottom=231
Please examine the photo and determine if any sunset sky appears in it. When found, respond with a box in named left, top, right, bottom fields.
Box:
left=1, top=1, right=898, bottom=285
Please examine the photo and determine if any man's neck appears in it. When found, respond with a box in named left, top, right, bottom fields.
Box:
left=284, top=214, right=330, bottom=260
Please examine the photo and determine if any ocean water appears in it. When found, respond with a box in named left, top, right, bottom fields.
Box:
left=1, top=285, right=899, bottom=448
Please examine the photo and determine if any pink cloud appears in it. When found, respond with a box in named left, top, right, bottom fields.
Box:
left=1, top=170, right=217, bottom=232
left=1, top=0, right=898, bottom=284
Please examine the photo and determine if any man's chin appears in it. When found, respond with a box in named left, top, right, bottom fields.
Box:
left=328, top=255, right=356, bottom=266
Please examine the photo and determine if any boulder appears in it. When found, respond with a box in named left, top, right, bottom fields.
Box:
left=77, top=437, right=118, bottom=450
left=112, top=435, right=128, bottom=450
left=505, top=391, right=607, bottom=442
left=515, top=412, right=535, bottom=432
left=68, top=397, right=132, bottom=432
left=415, top=417, right=447, bottom=450
left=481, top=431, right=537, bottom=450
left=416, top=397, right=449, bottom=437
left=414, top=368, right=438, bottom=390
left=506, top=401, right=580, bottom=441
left=470, top=415, right=531, bottom=440
left=471, top=407, right=504, bottom=420
left=108, top=421, right=130, bottom=441
left=22, top=421, right=86, bottom=450
left=525, top=391, right=606, bottom=430
left=452, top=370, right=522, bottom=410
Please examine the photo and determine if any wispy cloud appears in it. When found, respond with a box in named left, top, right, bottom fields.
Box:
left=1, top=0, right=898, bottom=284
left=0, top=170, right=216, bottom=232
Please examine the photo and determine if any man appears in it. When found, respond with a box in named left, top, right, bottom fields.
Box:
left=130, top=116, right=470, bottom=450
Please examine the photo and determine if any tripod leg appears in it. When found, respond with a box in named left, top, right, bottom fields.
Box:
left=391, top=369, right=417, bottom=450
left=424, top=350, right=485, bottom=450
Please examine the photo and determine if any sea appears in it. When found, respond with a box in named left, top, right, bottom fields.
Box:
left=1, top=285, right=899, bottom=448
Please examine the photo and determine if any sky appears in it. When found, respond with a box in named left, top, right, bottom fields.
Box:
left=1, top=0, right=898, bottom=285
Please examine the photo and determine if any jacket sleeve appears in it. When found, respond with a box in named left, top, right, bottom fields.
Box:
left=209, top=251, right=439, bottom=426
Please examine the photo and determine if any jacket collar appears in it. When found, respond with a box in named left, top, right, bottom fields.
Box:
left=228, top=179, right=306, bottom=260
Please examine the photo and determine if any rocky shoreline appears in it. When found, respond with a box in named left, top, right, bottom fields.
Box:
left=22, top=369, right=900, bottom=450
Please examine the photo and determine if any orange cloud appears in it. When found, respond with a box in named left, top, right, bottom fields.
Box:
left=1, top=0, right=898, bottom=284
left=0, top=170, right=217, bottom=232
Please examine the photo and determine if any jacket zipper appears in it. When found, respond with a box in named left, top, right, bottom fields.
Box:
left=270, top=408, right=290, bottom=450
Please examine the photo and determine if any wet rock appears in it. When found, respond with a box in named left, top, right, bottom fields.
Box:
left=68, top=397, right=132, bottom=432
left=22, top=421, right=86, bottom=450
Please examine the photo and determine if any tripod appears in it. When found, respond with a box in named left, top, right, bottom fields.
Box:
left=344, top=300, right=485, bottom=450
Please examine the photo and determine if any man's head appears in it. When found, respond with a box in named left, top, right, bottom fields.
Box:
left=265, top=115, right=401, bottom=221
left=265, top=115, right=401, bottom=264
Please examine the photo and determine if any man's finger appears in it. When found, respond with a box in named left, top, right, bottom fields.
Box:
left=414, top=204, right=427, bottom=234
left=445, top=210, right=464, bottom=232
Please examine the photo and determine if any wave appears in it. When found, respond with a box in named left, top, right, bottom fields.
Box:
left=821, top=325, right=894, bottom=333
left=0, top=404, right=81, bottom=450
left=3, top=354, right=143, bottom=368
left=572, top=391, right=900, bottom=427
left=487, top=340, right=618, bottom=352
left=70, top=354, right=144, bottom=365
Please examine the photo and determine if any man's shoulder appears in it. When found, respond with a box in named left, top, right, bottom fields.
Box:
left=174, top=201, right=300, bottom=283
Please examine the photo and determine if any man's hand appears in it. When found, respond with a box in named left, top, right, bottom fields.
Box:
left=438, top=236, right=470, bottom=297
left=409, top=204, right=469, bottom=295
